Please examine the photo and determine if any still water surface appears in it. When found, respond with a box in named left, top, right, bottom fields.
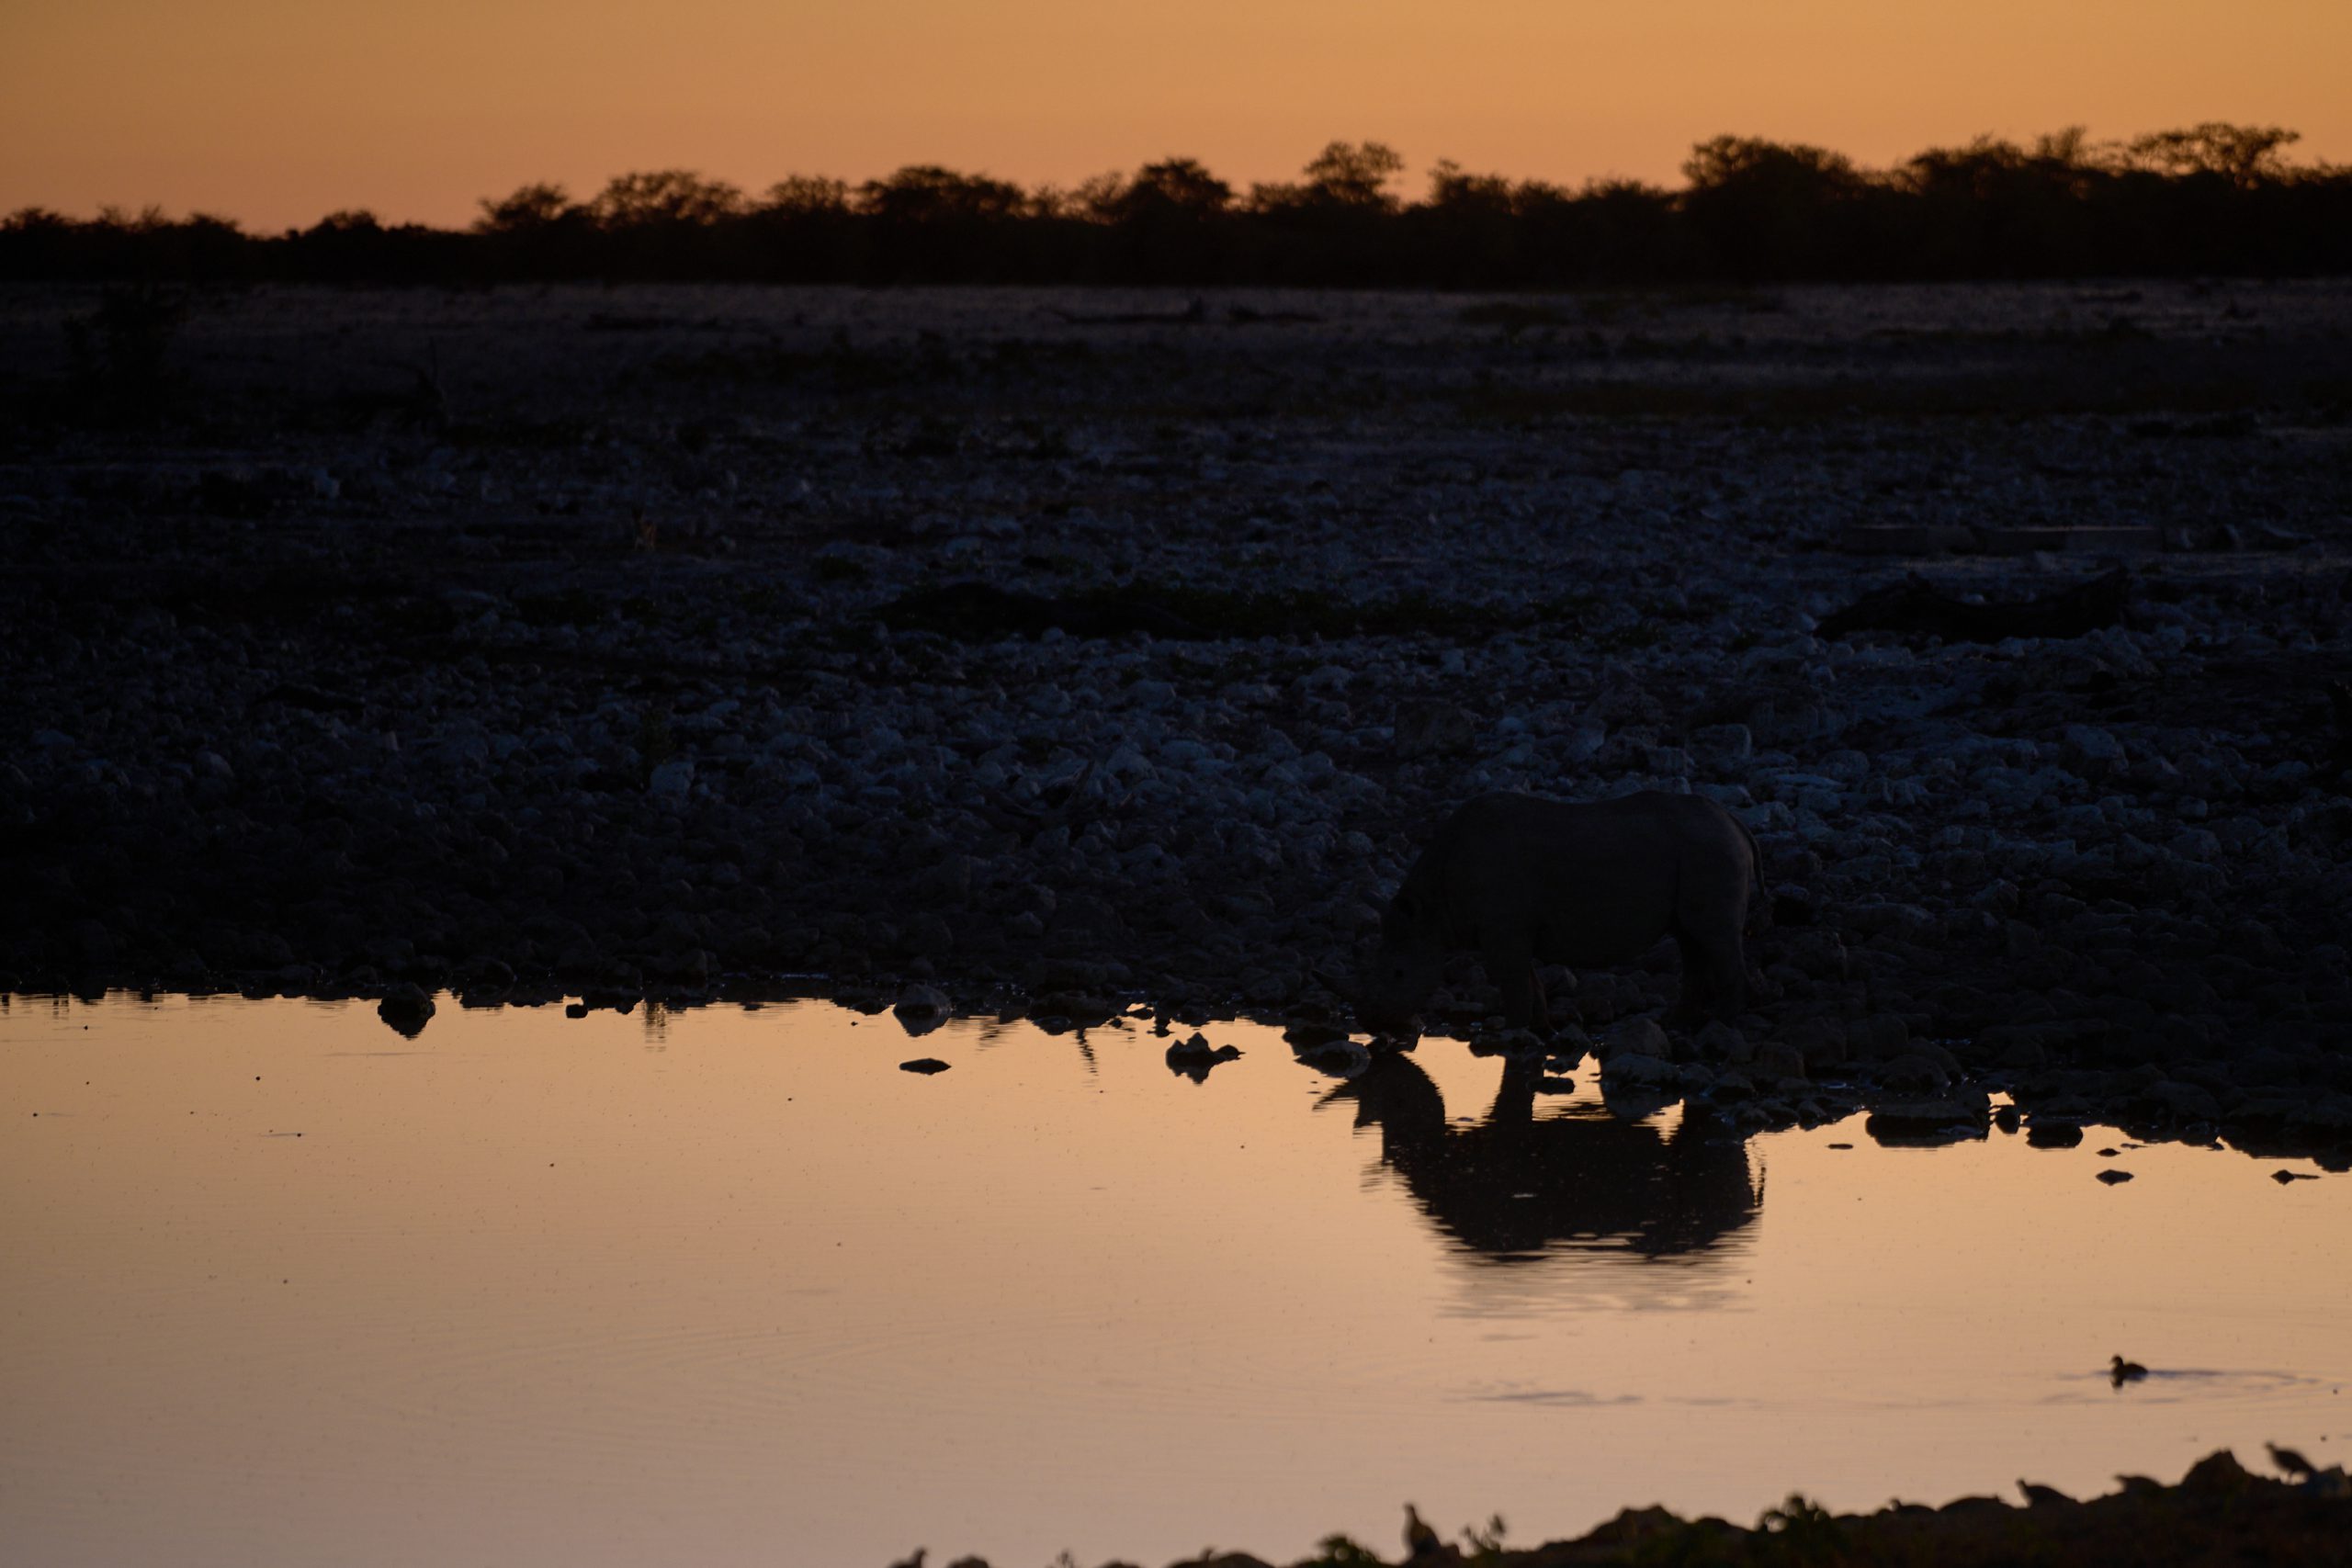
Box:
left=4, top=994, right=2346, bottom=1566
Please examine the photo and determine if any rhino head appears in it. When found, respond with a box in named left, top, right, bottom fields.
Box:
left=1334, top=892, right=1444, bottom=1036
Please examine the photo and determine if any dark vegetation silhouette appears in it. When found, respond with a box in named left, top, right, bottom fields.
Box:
left=6, top=126, right=2347, bottom=286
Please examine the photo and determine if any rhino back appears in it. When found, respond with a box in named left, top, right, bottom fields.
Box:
left=1399, top=792, right=1750, bottom=959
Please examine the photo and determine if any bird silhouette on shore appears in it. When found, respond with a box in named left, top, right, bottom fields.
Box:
left=1403, top=1503, right=1443, bottom=1560
left=2267, top=1442, right=2316, bottom=1480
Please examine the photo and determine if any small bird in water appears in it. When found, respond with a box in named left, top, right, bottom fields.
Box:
left=2267, top=1442, right=2317, bottom=1480
left=1403, top=1503, right=1442, bottom=1560
left=2109, top=1354, right=2149, bottom=1387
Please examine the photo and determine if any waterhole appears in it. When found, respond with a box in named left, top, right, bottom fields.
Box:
left=3, top=993, right=2345, bottom=1565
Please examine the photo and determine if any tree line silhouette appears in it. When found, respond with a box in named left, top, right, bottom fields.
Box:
left=6, top=126, right=2347, bottom=287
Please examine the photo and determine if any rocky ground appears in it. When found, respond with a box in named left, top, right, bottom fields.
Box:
left=4, top=278, right=2350, bottom=1160
left=1168, top=1449, right=2352, bottom=1567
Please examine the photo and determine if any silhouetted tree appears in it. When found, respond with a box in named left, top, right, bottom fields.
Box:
left=1541, top=178, right=1689, bottom=284
left=856, top=165, right=1026, bottom=280
left=1247, top=141, right=1411, bottom=283
left=475, top=182, right=578, bottom=231
left=591, top=170, right=745, bottom=228
left=164, top=213, right=252, bottom=278
left=472, top=182, right=593, bottom=276
left=1070, top=170, right=1129, bottom=223
left=741, top=175, right=859, bottom=280
left=2127, top=122, right=2301, bottom=187
left=291, top=209, right=384, bottom=279
left=1407, top=161, right=1521, bottom=286
left=1428, top=162, right=1514, bottom=212
left=762, top=175, right=852, bottom=217
left=583, top=170, right=747, bottom=276
left=1681, top=135, right=1866, bottom=278
left=856, top=165, right=1023, bottom=226
left=1131, top=158, right=1234, bottom=216
left=1088, top=157, right=1237, bottom=282
left=1304, top=140, right=1407, bottom=209
left=1901, top=135, right=2098, bottom=276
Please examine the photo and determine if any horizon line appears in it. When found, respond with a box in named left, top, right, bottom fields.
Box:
left=7, top=120, right=2325, bottom=234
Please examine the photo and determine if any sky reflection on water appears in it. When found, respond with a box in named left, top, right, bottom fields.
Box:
left=3, top=993, right=2345, bottom=1567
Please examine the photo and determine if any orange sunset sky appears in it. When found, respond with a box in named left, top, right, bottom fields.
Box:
left=4, top=0, right=2348, bottom=231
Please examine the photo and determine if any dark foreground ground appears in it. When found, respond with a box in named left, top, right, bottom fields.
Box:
left=1171, top=1450, right=2351, bottom=1567
left=4, top=280, right=2351, bottom=1162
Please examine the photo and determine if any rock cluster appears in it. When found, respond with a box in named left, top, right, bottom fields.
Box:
left=1105, top=1446, right=2352, bottom=1567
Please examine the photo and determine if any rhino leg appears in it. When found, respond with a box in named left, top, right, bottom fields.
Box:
left=1666, top=933, right=1708, bottom=1026
left=1483, top=938, right=1541, bottom=1029
left=1670, top=920, right=1748, bottom=1026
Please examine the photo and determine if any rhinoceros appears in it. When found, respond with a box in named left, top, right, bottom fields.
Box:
left=1351, top=791, right=1764, bottom=1033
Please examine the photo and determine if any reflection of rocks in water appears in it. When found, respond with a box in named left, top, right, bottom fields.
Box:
left=2027, top=1118, right=2085, bottom=1148
left=1864, top=1088, right=1991, bottom=1147
left=1164, top=1032, right=1241, bottom=1082
left=893, top=984, right=951, bottom=1037
left=1330, top=1053, right=1759, bottom=1262
left=1293, top=1036, right=1373, bottom=1078
left=376, top=983, right=435, bottom=1038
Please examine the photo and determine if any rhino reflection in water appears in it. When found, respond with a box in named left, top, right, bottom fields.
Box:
left=1329, top=1052, right=1760, bottom=1260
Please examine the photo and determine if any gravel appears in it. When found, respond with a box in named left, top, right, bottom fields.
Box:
left=3, top=278, right=2348, bottom=1162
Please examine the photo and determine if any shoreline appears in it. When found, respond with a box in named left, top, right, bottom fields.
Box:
left=1159, top=1450, right=2351, bottom=1567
